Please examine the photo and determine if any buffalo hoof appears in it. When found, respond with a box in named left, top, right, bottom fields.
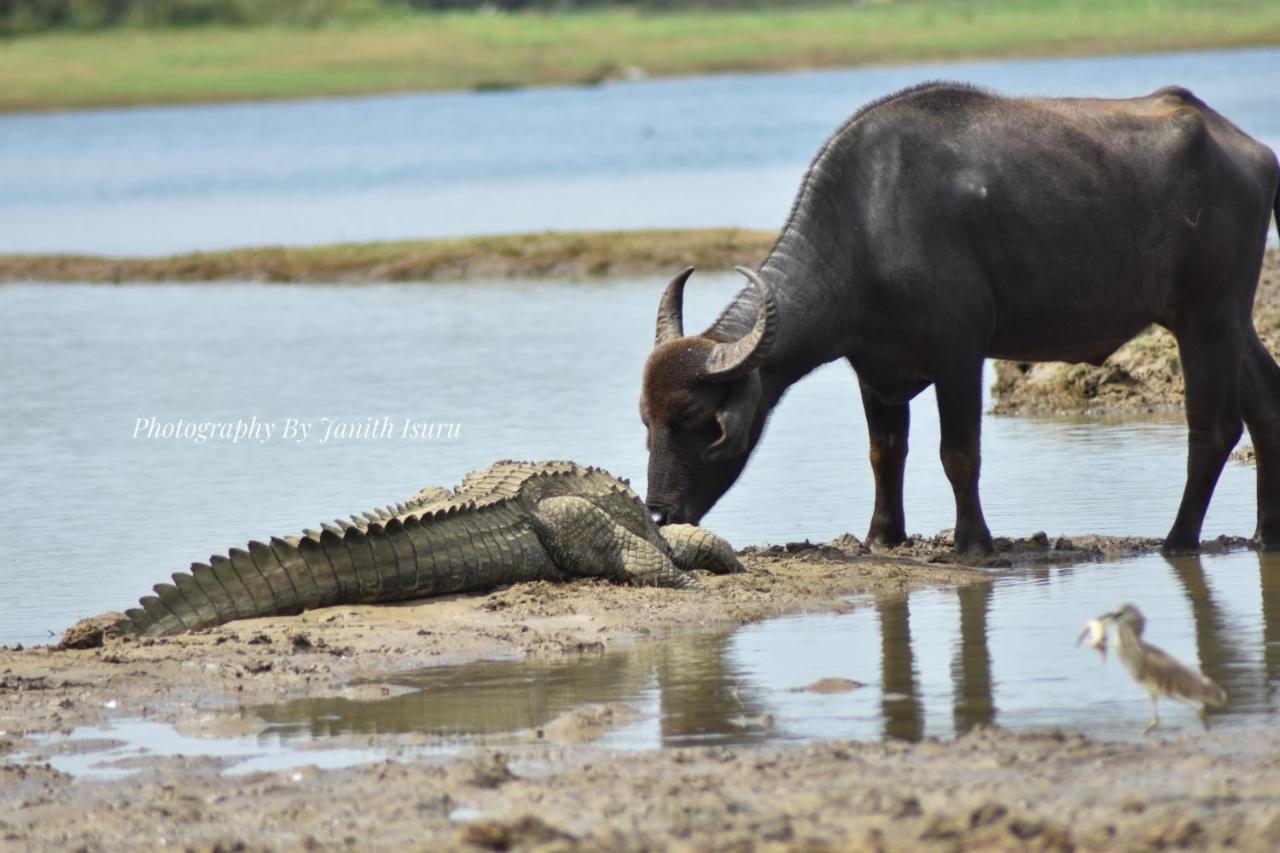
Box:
left=954, top=528, right=994, bottom=556
left=1161, top=539, right=1202, bottom=557
left=1253, top=534, right=1280, bottom=552
left=866, top=522, right=907, bottom=548
left=954, top=542, right=995, bottom=557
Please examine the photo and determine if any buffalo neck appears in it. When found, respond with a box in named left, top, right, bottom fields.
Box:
left=707, top=207, right=856, bottom=406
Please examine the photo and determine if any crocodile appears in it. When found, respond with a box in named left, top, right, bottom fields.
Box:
left=118, top=460, right=743, bottom=637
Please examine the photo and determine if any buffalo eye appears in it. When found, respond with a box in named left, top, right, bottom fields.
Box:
left=676, top=405, right=707, bottom=429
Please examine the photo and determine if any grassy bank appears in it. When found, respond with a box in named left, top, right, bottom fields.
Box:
left=3, top=1, right=1279, bottom=112
left=0, top=228, right=778, bottom=283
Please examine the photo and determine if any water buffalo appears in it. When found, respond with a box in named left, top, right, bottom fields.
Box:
left=640, top=82, right=1280, bottom=554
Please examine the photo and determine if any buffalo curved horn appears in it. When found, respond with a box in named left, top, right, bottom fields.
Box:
left=654, top=266, right=695, bottom=345
left=704, top=266, right=778, bottom=381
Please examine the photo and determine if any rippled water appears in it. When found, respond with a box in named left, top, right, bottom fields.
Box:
left=1, top=48, right=1276, bottom=255
left=0, top=278, right=1259, bottom=646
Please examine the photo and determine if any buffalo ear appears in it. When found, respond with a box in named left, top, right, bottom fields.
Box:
left=704, top=373, right=762, bottom=462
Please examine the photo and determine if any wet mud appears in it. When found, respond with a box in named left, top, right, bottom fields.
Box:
left=5, top=533, right=1280, bottom=849
left=990, top=247, right=1280, bottom=423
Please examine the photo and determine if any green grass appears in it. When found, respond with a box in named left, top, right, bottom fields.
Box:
left=2, top=1, right=1279, bottom=111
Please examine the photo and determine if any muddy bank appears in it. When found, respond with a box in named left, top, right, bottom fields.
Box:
left=8, top=532, right=1276, bottom=850
left=0, top=228, right=776, bottom=285
left=991, top=247, right=1280, bottom=418
left=8, top=724, right=1280, bottom=851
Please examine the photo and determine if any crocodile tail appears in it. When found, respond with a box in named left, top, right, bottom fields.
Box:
left=121, top=534, right=338, bottom=637
left=119, top=498, right=536, bottom=637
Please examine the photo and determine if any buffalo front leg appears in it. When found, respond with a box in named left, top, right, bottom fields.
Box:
left=935, top=359, right=993, bottom=554
left=1166, top=310, right=1245, bottom=553
left=1240, top=329, right=1280, bottom=548
left=859, top=378, right=910, bottom=546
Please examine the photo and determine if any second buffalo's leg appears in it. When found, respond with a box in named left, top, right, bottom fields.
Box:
left=1241, top=329, right=1280, bottom=548
left=1166, top=308, right=1245, bottom=553
left=935, top=357, right=994, bottom=554
left=859, top=375, right=910, bottom=546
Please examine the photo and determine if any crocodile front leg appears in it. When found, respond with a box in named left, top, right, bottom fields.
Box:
left=532, top=496, right=694, bottom=588
left=659, top=524, right=744, bottom=575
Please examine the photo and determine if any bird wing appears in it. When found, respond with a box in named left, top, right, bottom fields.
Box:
left=1139, top=642, right=1228, bottom=708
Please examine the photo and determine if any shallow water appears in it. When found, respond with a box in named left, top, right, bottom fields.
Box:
left=255, top=549, right=1280, bottom=749
left=20, top=548, right=1279, bottom=779
left=18, top=719, right=401, bottom=780
left=0, top=279, right=1259, bottom=645
left=0, top=278, right=1260, bottom=646
left=1, top=48, right=1276, bottom=255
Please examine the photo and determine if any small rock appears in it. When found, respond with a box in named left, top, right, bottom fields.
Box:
left=456, top=815, right=574, bottom=851
left=790, top=677, right=865, bottom=694
left=919, top=814, right=962, bottom=839
left=970, top=801, right=1007, bottom=828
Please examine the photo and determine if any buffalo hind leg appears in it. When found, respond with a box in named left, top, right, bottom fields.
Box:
left=1166, top=310, right=1245, bottom=553
left=935, top=358, right=994, bottom=554
left=859, top=379, right=910, bottom=546
left=1241, top=329, right=1280, bottom=548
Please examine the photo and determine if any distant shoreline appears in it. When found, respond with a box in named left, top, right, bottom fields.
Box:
left=1, top=3, right=1278, bottom=113
left=0, top=229, right=778, bottom=284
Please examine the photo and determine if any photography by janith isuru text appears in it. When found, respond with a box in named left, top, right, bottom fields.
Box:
left=132, top=416, right=462, bottom=445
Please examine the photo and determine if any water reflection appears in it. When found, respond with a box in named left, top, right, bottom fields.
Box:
left=950, top=583, right=995, bottom=734
left=878, top=596, right=923, bottom=741
left=1164, top=553, right=1254, bottom=711
left=256, top=633, right=772, bottom=748
left=1261, top=552, right=1280, bottom=688
left=252, top=550, right=1280, bottom=748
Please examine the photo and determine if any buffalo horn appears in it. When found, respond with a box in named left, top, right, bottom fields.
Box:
left=704, top=266, right=778, bottom=381
left=654, top=266, right=695, bottom=345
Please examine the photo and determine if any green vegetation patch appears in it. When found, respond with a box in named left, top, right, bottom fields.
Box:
left=2, top=1, right=1279, bottom=111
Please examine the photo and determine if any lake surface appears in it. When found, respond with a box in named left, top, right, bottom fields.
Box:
left=1, top=48, right=1277, bottom=255
left=0, top=277, right=1260, bottom=646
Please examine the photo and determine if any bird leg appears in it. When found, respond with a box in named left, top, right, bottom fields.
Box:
left=1143, top=697, right=1160, bottom=736
left=1198, top=705, right=1212, bottom=731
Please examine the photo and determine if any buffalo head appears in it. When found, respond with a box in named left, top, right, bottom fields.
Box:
left=640, top=265, right=778, bottom=525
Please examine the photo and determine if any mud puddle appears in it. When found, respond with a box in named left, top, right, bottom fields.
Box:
left=12, top=719, right=411, bottom=780
left=19, top=547, right=1278, bottom=782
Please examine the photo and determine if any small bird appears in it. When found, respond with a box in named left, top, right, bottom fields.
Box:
left=1089, top=603, right=1227, bottom=735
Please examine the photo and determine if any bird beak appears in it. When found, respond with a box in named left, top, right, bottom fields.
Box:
left=1097, top=610, right=1119, bottom=623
